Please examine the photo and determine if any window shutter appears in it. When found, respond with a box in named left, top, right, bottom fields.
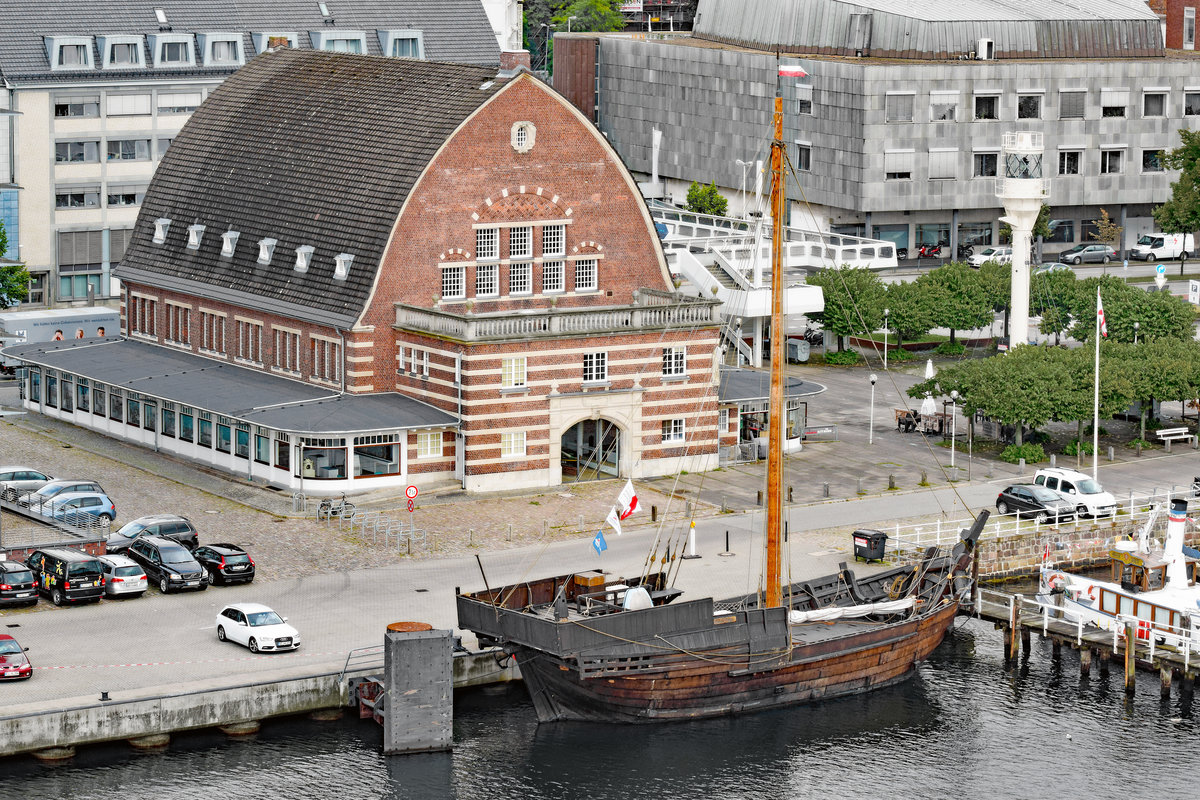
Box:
left=928, top=150, right=957, bottom=180
left=884, top=151, right=914, bottom=173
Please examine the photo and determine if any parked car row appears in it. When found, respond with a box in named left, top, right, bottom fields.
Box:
left=0, top=467, right=115, bottom=525
left=994, top=468, right=1118, bottom=523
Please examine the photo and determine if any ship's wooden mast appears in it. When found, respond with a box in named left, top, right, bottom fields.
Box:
left=765, top=92, right=785, bottom=609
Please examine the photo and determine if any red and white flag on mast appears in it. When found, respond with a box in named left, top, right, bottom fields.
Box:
left=604, top=479, right=641, bottom=536
left=778, top=62, right=808, bottom=78
left=1097, top=290, right=1108, bottom=338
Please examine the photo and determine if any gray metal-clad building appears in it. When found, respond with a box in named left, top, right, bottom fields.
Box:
left=554, top=0, right=1200, bottom=258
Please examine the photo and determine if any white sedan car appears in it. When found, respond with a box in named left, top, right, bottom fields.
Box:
left=215, top=602, right=300, bottom=653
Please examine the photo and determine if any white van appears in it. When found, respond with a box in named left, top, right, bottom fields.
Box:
left=1033, top=468, right=1116, bottom=517
left=1130, top=232, right=1193, bottom=261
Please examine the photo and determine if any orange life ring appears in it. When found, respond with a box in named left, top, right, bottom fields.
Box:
left=1087, top=585, right=1097, bottom=601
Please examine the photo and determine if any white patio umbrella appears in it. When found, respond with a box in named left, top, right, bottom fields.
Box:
left=919, top=359, right=937, bottom=415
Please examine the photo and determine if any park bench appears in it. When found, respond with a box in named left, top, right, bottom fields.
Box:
left=1156, top=427, right=1197, bottom=449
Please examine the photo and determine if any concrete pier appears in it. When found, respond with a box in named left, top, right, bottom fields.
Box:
left=382, top=622, right=453, bottom=755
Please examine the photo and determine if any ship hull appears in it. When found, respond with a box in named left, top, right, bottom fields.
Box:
left=512, top=600, right=959, bottom=723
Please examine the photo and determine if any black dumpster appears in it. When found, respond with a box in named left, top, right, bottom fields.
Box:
left=853, top=529, right=888, bottom=563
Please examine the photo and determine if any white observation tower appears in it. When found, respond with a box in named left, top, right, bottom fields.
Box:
left=996, top=132, right=1049, bottom=348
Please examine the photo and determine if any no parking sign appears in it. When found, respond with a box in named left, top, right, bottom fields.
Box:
left=406, top=484, right=417, bottom=512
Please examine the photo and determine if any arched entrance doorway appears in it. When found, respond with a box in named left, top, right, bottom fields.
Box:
left=561, top=419, right=620, bottom=481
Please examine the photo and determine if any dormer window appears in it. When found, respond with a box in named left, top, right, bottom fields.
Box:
left=221, top=231, right=240, bottom=258
left=295, top=244, right=314, bottom=273
left=333, top=253, right=354, bottom=280
left=98, top=35, right=144, bottom=69
left=310, top=30, right=367, bottom=53
left=153, top=218, right=172, bottom=244
left=198, top=34, right=243, bottom=66
left=258, top=238, right=277, bottom=265
left=187, top=224, right=206, bottom=250
left=379, top=30, right=424, bottom=59
left=252, top=32, right=298, bottom=53
left=45, top=37, right=95, bottom=71
left=148, top=34, right=196, bottom=67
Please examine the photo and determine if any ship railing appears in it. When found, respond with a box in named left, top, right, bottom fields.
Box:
left=890, top=488, right=1191, bottom=555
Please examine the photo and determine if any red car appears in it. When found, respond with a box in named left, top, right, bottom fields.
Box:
left=0, top=633, right=32, bottom=680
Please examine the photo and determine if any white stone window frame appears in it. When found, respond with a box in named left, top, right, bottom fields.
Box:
left=1056, top=146, right=1084, bottom=177
left=379, top=29, right=424, bottom=59
left=574, top=258, right=598, bottom=292
left=796, top=84, right=813, bottom=116
left=662, top=346, right=686, bottom=377
left=310, top=30, right=368, bottom=53
left=476, top=263, right=499, bottom=297
left=46, top=36, right=95, bottom=70
left=928, top=148, right=958, bottom=181
left=793, top=139, right=812, bottom=172
left=476, top=227, right=499, bottom=261
left=501, top=356, right=527, bottom=389
left=1100, top=146, right=1126, bottom=175
left=417, top=431, right=443, bottom=459
left=884, top=91, right=915, bottom=123
left=500, top=431, right=526, bottom=459
left=1187, top=8, right=1197, bottom=50
left=662, top=418, right=685, bottom=443
left=509, top=226, right=532, bottom=259
left=1142, top=87, right=1169, bottom=118
left=252, top=32, right=299, bottom=53
left=972, top=90, right=1001, bottom=121
left=273, top=326, right=302, bottom=373
left=511, top=121, right=536, bottom=153
left=542, top=260, right=565, bottom=294
left=198, top=33, right=245, bottom=67
left=542, top=224, right=565, bottom=257
left=199, top=308, right=227, bottom=355
left=583, top=352, right=607, bottom=383
left=929, top=90, right=959, bottom=123
left=165, top=301, right=191, bottom=347
left=235, top=317, right=265, bottom=365
left=98, top=35, right=145, bottom=70
left=148, top=33, right=197, bottom=68
left=1016, top=90, right=1045, bottom=120
left=509, top=262, right=532, bottom=296
left=442, top=264, right=466, bottom=300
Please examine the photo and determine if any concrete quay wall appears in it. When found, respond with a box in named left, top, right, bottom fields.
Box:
left=0, top=673, right=347, bottom=758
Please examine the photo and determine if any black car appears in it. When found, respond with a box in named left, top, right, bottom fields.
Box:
left=24, top=548, right=105, bottom=605
left=126, top=536, right=208, bottom=594
left=107, top=514, right=199, bottom=553
left=995, top=485, right=1075, bottom=523
left=193, top=544, right=256, bottom=585
left=0, top=560, right=38, bottom=607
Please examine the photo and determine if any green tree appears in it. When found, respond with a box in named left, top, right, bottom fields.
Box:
left=1153, top=129, right=1200, bottom=274
left=976, top=260, right=1012, bottom=340
left=1030, top=269, right=1077, bottom=345
left=1066, top=275, right=1194, bottom=343
left=883, top=279, right=934, bottom=350
left=685, top=181, right=728, bottom=217
left=0, top=220, right=29, bottom=308
left=915, top=262, right=993, bottom=346
left=553, top=0, right=624, bottom=32
left=807, top=266, right=885, bottom=351
left=1090, top=208, right=1123, bottom=251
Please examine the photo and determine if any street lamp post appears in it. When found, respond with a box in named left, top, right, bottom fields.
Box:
left=949, top=390, right=959, bottom=469
left=883, top=307, right=889, bottom=370
left=567, top=15, right=577, bottom=32
left=736, top=159, right=750, bottom=218
left=539, top=23, right=555, bottom=71
left=869, top=373, right=878, bottom=445
left=1133, top=321, right=1139, bottom=345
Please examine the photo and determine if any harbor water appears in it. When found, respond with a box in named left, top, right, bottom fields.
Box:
left=4, top=618, right=1195, bottom=799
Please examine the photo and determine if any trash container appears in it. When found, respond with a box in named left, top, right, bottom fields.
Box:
left=853, top=529, right=888, bottom=563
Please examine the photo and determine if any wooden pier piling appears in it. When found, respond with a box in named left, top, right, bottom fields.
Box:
left=1124, top=622, right=1137, bottom=696
left=1161, top=665, right=1174, bottom=699
left=1079, top=647, right=1092, bottom=676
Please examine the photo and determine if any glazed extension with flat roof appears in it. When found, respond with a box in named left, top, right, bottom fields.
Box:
left=692, top=0, right=1163, bottom=59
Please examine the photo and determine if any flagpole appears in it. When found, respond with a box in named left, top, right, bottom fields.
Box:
left=1092, top=286, right=1101, bottom=481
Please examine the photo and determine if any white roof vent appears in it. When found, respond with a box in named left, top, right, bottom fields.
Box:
left=295, top=244, right=314, bottom=273
left=257, top=237, right=277, bottom=265
left=187, top=224, right=206, bottom=250
left=333, top=252, right=354, bottom=280
left=221, top=230, right=240, bottom=258
left=153, top=218, right=172, bottom=244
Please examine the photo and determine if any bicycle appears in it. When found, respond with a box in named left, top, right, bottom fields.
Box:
left=317, top=493, right=356, bottom=521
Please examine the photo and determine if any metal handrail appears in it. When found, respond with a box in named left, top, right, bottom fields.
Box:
left=338, top=644, right=385, bottom=684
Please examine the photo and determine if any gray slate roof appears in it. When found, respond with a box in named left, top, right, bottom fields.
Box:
left=0, top=0, right=499, bottom=84
left=718, top=367, right=824, bottom=403
left=117, top=49, right=509, bottom=329
left=2, top=337, right=457, bottom=434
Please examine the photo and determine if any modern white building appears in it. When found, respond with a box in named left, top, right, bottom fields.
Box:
left=0, top=0, right=501, bottom=308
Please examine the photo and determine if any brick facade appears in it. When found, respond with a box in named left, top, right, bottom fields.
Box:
left=1164, top=0, right=1197, bottom=49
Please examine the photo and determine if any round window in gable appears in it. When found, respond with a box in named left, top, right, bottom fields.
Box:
left=511, top=121, right=536, bottom=154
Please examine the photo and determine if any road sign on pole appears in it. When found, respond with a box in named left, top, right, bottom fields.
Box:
left=405, top=485, right=418, bottom=499
left=1156, top=263, right=1167, bottom=289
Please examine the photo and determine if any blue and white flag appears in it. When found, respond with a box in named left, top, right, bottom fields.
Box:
left=592, top=529, right=608, bottom=555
